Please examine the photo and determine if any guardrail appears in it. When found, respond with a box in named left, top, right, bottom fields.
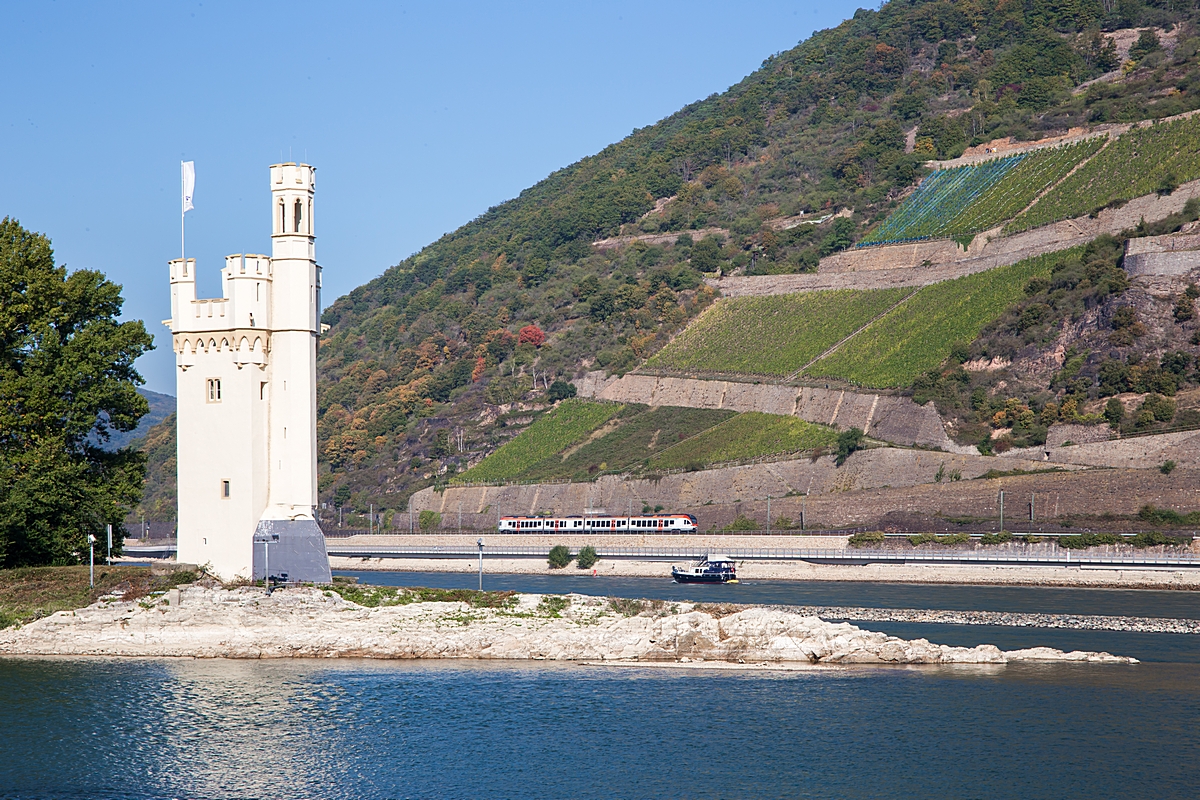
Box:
left=325, top=543, right=1200, bottom=568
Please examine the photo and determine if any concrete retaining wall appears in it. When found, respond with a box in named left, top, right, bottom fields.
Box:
left=412, top=463, right=1198, bottom=532
left=574, top=372, right=961, bottom=450
left=1001, top=429, right=1200, bottom=470
left=712, top=178, right=1200, bottom=298
left=412, top=446, right=1056, bottom=523
left=1124, top=230, right=1200, bottom=277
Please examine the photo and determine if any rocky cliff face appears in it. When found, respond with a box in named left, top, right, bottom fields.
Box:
left=0, top=586, right=1133, bottom=665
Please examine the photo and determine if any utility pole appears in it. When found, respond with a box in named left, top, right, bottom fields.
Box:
left=1030, top=492, right=1036, bottom=522
left=999, top=490, right=1005, bottom=532
left=369, top=503, right=373, bottom=535
left=88, top=534, right=95, bottom=587
left=106, top=524, right=112, bottom=565
left=458, top=500, right=462, bottom=533
left=477, top=538, right=484, bottom=591
left=766, top=497, right=771, bottom=533
left=801, top=493, right=807, bottom=532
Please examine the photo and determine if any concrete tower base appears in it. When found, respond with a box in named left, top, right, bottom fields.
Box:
left=253, top=519, right=332, bottom=584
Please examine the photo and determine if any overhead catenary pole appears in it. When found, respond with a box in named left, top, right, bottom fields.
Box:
left=999, top=490, right=1005, bottom=532
left=477, top=538, right=484, bottom=591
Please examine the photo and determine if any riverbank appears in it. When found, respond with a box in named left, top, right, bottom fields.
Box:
left=0, top=585, right=1135, bottom=664
left=329, top=555, right=1200, bottom=590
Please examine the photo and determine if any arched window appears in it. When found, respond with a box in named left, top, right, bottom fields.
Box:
left=279, top=201, right=285, bottom=234
left=294, top=199, right=302, bottom=233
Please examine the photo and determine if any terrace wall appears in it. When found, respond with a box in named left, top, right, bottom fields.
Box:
left=414, top=446, right=1054, bottom=521
left=711, top=178, right=1200, bottom=298
left=412, top=463, right=1200, bottom=531
left=572, top=372, right=962, bottom=450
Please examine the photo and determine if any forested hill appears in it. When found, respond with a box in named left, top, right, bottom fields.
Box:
left=309, top=0, right=1200, bottom=517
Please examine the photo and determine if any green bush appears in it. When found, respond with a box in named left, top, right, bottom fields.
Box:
left=835, top=428, right=864, bottom=466
left=1161, top=460, right=1178, bottom=475
left=576, top=545, right=599, bottom=570
left=1138, top=504, right=1200, bottom=526
left=547, top=545, right=573, bottom=569
left=847, top=530, right=886, bottom=547
left=547, top=380, right=577, bottom=402
left=721, top=515, right=759, bottom=532
left=417, top=510, right=442, bottom=531
left=908, top=532, right=971, bottom=546
left=1128, top=531, right=1180, bottom=548
left=979, top=531, right=1013, bottom=545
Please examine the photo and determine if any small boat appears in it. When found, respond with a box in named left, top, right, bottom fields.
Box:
left=672, top=554, right=738, bottom=584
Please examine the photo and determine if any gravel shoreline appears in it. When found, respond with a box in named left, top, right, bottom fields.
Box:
left=766, top=605, right=1200, bottom=634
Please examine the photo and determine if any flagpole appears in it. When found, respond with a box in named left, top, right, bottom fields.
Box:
left=181, top=161, right=186, bottom=269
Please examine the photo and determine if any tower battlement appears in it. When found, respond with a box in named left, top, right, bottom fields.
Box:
left=169, top=164, right=330, bottom=583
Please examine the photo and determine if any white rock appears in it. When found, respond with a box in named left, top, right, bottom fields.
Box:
left=0, top=587, right=1138, bottom=664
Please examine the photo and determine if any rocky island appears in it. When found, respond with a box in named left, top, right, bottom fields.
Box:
left=0, top=585, right=1136, bottom=665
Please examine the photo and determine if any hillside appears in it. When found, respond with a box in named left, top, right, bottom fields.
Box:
left=135, top=1, right=1200, bottom=527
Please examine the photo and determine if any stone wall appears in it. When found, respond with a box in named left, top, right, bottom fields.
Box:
left=1124, top=229, right=1200, bottom=277
left=411, top=446, right=1056, bottom=525
left=712, top=178, right=1200, bottom=298
left=574, top=372, right=963, bottom=450
left=1001, top=429, right=1200, bottom=470
left=411, top=464, right=1198, bottom=531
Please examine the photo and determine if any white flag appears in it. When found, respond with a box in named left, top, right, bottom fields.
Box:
left=181, top=161, right=195, bottom=213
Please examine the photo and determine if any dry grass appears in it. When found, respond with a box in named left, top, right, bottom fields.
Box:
left=693, top=602, right=746, bottom=619
left=0, top=565, right=201, bottom=628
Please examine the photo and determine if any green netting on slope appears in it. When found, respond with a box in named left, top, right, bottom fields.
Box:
left=860, top=139, right=1104, bottom=246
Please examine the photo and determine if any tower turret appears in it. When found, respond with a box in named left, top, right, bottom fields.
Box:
left=172, top=163, right=330, bottom=583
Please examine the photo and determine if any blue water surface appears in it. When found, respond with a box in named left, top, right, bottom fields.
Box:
left=1, top=657, right=1198, bottom=800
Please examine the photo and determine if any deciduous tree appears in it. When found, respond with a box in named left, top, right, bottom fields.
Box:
left=0, top=219, right=153, bottom=566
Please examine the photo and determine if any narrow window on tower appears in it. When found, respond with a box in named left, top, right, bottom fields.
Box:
left=294, top=199, right=302, bottom=232
left=221, top=480, right=230, bottom=498
left=279, top=201, right=285, bottom=234
left=206, top=378, right=222, bottom=403
left=260, top=381, right=267, bottom=400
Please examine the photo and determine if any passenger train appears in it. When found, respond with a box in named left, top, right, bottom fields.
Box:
left=498, top=514, right=698, bottom=533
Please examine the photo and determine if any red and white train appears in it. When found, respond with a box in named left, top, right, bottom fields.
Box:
left=498, top=514, right=698, bottom=533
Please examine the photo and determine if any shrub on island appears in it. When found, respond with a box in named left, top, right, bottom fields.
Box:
left=576, top=545, right=599, bottom=570
left=548, top=545, right=573, bottom=569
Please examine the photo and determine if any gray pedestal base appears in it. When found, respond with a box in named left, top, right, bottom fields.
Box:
left=253, top=519, right=332, bottom=584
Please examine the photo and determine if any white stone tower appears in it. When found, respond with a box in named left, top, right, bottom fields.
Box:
left=167, top=163, right=331, bottom=582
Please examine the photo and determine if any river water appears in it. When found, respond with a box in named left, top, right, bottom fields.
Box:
left=3, top=570, right=1199, bottom=798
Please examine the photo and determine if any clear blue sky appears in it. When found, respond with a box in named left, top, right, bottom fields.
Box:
left=1, top=1, right=863, bottom=395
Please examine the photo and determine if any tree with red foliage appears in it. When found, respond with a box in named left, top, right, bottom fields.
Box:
left=518, top=324, right=546, bottom=347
